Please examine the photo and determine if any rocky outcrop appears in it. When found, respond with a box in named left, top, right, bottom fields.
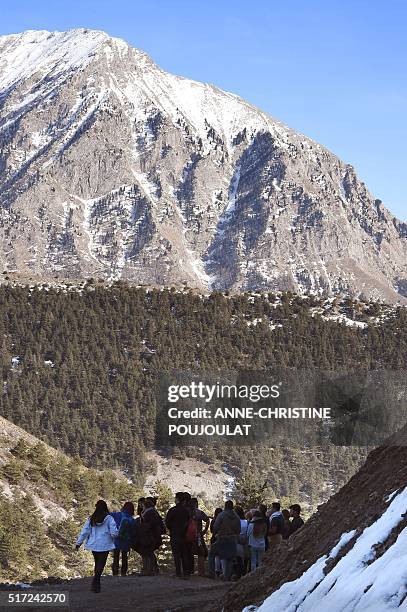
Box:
left=0, top=29, right=406, bottom=301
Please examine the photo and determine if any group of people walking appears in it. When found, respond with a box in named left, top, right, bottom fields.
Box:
left=76, top=496, right=165, bottom=592
left=206, top=499, right=303, bottom=581
left=75, top=494, right=304, bottom=592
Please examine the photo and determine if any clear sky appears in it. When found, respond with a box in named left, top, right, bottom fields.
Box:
left=1, top=0, right=406, bottom=220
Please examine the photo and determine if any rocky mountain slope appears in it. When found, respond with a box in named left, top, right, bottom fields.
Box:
left=220, top=425, right=407, bottom=612
left=0, top=29, right=406, bottom=301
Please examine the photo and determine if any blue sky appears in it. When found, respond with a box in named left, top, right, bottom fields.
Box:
left=2, top=0, right=406, bottom=220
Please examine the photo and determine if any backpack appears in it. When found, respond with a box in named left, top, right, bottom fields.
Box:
left=154, top=511, right=166, bottom=536
left=129, top=519, right=141, bottom=550
left=117, top=517, right=133, bottom=544
left=133, top=520, right=155, bottom=553
left=185, top=518, right=198, bottom=543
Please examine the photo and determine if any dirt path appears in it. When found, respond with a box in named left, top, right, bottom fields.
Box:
left=4, top=575, right=229, bottom=612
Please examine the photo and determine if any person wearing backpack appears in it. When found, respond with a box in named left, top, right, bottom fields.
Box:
left=208, top=500, right=240, bottom=581
left=140, top=497, right=165, bottom=575
left=110, top=501, right=136, bottom=576
left=76, top=499, right=118, bottom=593
left=247, top=510, right=267, bottom=571
left=165, top=492, right=191, bottom=578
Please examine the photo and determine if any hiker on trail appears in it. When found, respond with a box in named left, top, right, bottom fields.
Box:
left=281, top=508, right=291, bottom=541
left=235, top=506, right=249, bottom=577
left=165, top=492, right=191, bottom=578
left=289, top=504, right=305, bottom=536
left=208, top=500, right=240, bottom=581
left=258, top=504, right=269, bottom=551
left=76, top=499, right=118, bottom=593
left=268, top=501, right=284, bottom=550
left=209, top=507, right=223, bottom=577
left=210, top=508, right=223, bottom=542
left=137, top=497, right=145, bottom=516
left=139, top=497, right=165, bottom=575
left=182, top=492, right=194, bottom=574
left=110, top=501, right=136, bottom=576
left=188, top=497, right=210, bottom=576
left=247, top=510, right=267, bottom=571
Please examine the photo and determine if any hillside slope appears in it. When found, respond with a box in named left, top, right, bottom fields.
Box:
left=2, top=284, right=406, bottom=510
left=221, top=426, right=407, bottom=611
left=0, top=29, right=406, bottom=300
left=0, top=415, right=142, bottom=582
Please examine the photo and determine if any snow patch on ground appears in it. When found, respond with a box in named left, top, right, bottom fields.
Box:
left=225, top=164, right=241, bottom=216
left=245, top=487, right=407, bottom=612
left=321, top=313, right=368, bottom=328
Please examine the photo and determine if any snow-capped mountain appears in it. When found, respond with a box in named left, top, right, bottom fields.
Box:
left=1, top=29, right=406, bottom=300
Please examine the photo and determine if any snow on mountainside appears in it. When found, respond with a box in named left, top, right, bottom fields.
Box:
left=0, top=29, right=406, bottom=301
left=221, top=425, right=407, bottom=612
left=244, top=489, right=407, bottom=612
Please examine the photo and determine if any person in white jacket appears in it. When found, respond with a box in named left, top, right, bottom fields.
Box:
left=246, top=511, right=267, bottom=571
left=76, top=499, right=118, bottom=592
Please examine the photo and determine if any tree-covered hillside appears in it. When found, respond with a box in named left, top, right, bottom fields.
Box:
left=0, top=416, right=143, bottom=582
left=0, top=282, right=405, bottom=506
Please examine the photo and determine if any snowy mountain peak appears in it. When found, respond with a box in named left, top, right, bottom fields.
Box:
left=0, top=29, right=114, bottom=90
left=0, top=29, right=406, bottom=301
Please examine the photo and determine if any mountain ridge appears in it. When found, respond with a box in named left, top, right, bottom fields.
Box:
left=1, top=29, right=406, bottom=301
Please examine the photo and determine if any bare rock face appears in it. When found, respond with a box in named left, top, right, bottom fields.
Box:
left=0, top=29, right=406, bottom=300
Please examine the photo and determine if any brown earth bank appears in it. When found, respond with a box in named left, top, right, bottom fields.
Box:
left=0, top=575, right=229, bottom=612
left=216, top=425, right=407, bottom=612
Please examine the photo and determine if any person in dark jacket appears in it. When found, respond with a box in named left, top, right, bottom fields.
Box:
left=210, top=508, right=223, bottom=543
left=190, top=497, right=210, bottom=576
left=208, top=500, right=240, bottom=581
left=110, top=501, right=136, bottom=576
left=165, top=492, right=191, bottom=578
left=137, top=497, right=145, bottom=516
left=289, top=504, right=305, bottom=535
left=268, top=502, right=284, bottom=551
left=140, top=497, right=164, bottom=575
left=209, top=507, right=223, bottom=576
left=281, top=508, right=291, bottom=541
left=182, top=492, right=194, bottom=574
left=258, top=504, right=270, bottom=550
